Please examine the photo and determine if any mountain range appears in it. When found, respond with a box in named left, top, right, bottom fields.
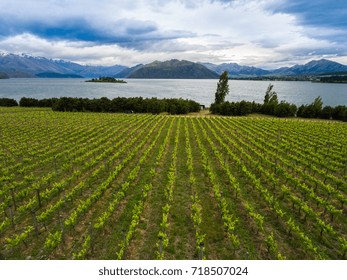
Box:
left=1, top=51, right=347, bottom=79
left=0, top=52, right=127, bottom=78
left=201, top=62, right=271, bottom=77
left=201, top=59, right=347, bottom=77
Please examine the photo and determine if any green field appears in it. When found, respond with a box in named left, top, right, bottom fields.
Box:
left=0, top=107, right=346, bottom=260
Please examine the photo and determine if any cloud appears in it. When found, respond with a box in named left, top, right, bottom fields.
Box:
left=0, top=33, right=206, bottom=66
left=273, top=0, right=347, bottom=28
left=0, top=15, right=166, bottom=45
left=269, top=0, right=347, bottom=47
left=0, top=0, right=347, bottom=67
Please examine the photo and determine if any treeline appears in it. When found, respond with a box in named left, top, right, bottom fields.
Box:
left=2, top=90, right=346, bottom=121
left=297, top=97, right=347, bottom=121
left=2, top=96, right=200, bottom=114
left=0, top=98, right=18, bottom=107
left=51, top=97, right=200, bottom=114
left=19, top=97, right=57, bottom=107
left=210, top=101, right=262, bottom=116
left=210, top=83, right=347, bottom=121
left=210, top=100, right=297, bottom=117
left=318, top=75, right=347, bottom=83
left=211, top=84, right=297, bottom=117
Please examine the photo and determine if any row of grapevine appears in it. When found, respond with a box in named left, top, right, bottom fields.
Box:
left=156, top=118, right=181, bottom=259
left=184, top=118, right=206, bottom=259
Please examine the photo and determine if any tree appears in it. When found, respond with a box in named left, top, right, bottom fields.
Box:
left=263, top=84, right=278, bottom=105
left=214, top=71, right=229, bottom=104
left=311, top=96, right=323, bottom=117
left=274, top=101, right=297, bottom=117
left=262, top=84, right=278, bottom=115
left=0, top=98, right=18, bottom=107
left=320, top=106, right=334, bottom=119
left=332, top=106, right=347, bottom=121
left=238, top=100, right=253, bottom=116
left=297, top=96, right=323, bottom=118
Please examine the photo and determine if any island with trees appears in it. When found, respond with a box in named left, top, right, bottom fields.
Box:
left=85, top=77, right=127, bottom=83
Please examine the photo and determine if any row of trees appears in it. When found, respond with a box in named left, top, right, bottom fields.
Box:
left=52, top=97, right=200, bottom=114
left=0, top=98, right=18, bottom=107
left=210, top=101, right=261, bottom=116
left=260, top=84, right=298, bottom=117
left=297, top=97, right=347, bottom=121
left=211, top=75, right=297, bottom=117
left=19, top=97, right=56, bottom=108
left=16, top=96, right=200, bottom=115
left=210, top=71, right=347, bottom=121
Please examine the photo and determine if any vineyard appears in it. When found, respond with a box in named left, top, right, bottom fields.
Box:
left=0, top=107, right=346, bottom=260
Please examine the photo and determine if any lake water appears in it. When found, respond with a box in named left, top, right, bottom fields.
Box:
left=0, top=78, right=347, bottom=107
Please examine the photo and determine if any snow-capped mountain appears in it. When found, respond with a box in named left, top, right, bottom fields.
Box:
left=0, top=52, right=127, bottom=78
left=1, top=51, right=347, bottom=78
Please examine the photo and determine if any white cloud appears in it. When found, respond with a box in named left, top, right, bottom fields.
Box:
left=0, top=0, right=347, bottom=67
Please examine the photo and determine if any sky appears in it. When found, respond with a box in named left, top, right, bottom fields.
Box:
left=0, top=0, right=346, bottom=68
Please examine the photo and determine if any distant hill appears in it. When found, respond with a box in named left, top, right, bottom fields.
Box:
left=115, top=64, right=144, bottom=78
left=127, top=59, right=219, bottom=79
left=202, top=59, right=347, bottom=77
left=0, top=52, right=127, bottom=78
left=270, top=59, right=347, bottom=75
left=0, top=53, right=76, bottom=77
left=202, top=62, right=270, bottom=77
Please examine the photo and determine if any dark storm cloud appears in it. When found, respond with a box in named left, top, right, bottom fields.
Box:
left=0, top=15, right=163, bottom=45
left=273, top=0, right=347, bottom=30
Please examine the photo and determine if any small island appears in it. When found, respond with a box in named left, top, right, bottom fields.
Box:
left=85, top=77, right=127, bottom=83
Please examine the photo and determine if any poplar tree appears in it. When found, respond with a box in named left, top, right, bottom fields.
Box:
left=214, top=71, right=229, bottom=104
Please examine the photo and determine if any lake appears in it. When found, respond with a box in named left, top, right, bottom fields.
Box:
left=0, top=78, right=346, bottom=107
